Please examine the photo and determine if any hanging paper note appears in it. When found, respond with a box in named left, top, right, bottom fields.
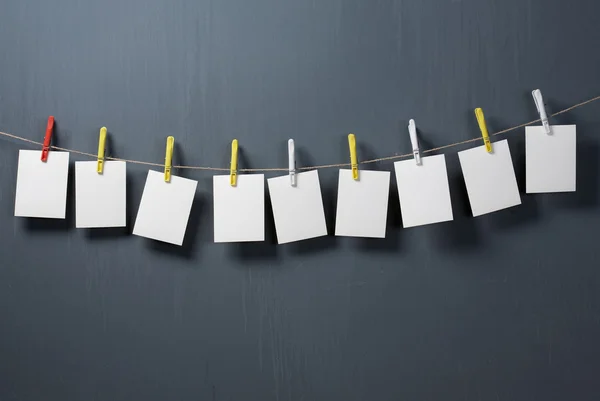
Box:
left=267, top=170, right=327, bottom=244
left=213, top=174, right=265, bottom=243
left=335, top=169, right=390, bottom=238
left=75, top=161, right=127, bottom=228
left=14, top=150, right=70, bottom=219
left=394, top=154, right=453, bottom=228
left=133, top=170, right=197, bottom=246
left=526, top=125, right=576, bottom=193
left=458, top=139, right=521, bottom=216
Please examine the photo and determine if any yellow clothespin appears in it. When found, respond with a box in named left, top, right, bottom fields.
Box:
left=348, top=133, right=359, bottom=180
left=97, top=126, right=107, bottom=174
left=164, top=136, right=174, bottom=182
left=230, top=139, right=238, bottom=186
left=474, top=108, right=492, bottom=153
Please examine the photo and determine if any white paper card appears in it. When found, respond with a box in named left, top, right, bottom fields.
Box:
left=75, top=161, right=127, bottom=228
left=15, top=150, right=70, bottom=219
left=394, top=154, right=453, bottom=228
left=267, top=170, right=327, bottom=244
left=526, top=125, right=576, bottom=193
left=133, top=170, right=197, bottom=246
left=458, top=139, right=521, bottom=217
left=335, top=169, right=390, bottom=238
left=213, top=174, right=265, bottom=243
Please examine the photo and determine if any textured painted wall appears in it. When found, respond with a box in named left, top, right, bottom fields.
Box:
left=1, top=0, right=600, bottom=400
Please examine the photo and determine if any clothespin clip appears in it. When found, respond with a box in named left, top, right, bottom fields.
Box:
left=41, top=116, right=55, bottom=162
left=288, top=139, right=296, bottom=186
left=408, top=119, right=421, bottom=165
left=532, top=89, right=551, bottom=134
left=230, top=139, right=238, bottom=186
left=164, top=136, right=174, bottom=183
left=348, top=133, right=359, bottom=180
left=474, top=108, right=492, bottom=153
left=97, top=127, right=107, bottom=174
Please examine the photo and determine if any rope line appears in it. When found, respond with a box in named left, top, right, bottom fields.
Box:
left=1, top=94, right=599, bottom=173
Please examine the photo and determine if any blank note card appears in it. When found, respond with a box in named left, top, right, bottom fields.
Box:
left=526, top=125, right=576, bottom=193
left=75, top=161, right=126, bottom=228
left=335, top=169, right=390, bottom=238
left=458, top=139, right=521, bottom=217
left=268, top=170, right=327, bottom=244
left=133, top=170, right=197, bottom=246
left=213, top=174, right=265, bottom=243
left=15, top=150, right=70, bottom=219
left=394, top=154, right=453, bottom=228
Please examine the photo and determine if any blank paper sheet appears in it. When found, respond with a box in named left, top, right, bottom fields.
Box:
left=133, top=170, right=197, bottom=246
left=335, top=169, right=390, bottom=238
left=14, top=150, right=70, bottom=219
left=213, top=174, right=265, bottom=243
left=268, top=170, right=327, bottom=244
left=458, top=139, right=521, bottom=217
left=526, top=125, right=576, bottom=193
left=75, top=161, right=127, bottom=228
left=394, top=154, right=453, bottom=228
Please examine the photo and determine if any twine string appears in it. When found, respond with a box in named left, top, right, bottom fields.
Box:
left=1, top=94, right=599, bottom=173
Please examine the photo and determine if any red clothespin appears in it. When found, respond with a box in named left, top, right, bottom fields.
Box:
left=41, top=116, right=55, bottom=162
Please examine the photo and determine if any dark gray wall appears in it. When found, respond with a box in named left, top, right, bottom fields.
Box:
left=1, top=0, right=600, bottom=400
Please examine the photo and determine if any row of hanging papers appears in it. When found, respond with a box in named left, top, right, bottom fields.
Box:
left=13, top=90, right=576, bottom=246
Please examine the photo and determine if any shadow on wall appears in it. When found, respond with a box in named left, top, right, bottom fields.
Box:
left=19, top=98, right=599, bottom=260
left=487, top=116, right=540, bottom=231
left=435, top=155, right=483, bottom=252
left=547, top=98, right=599, bottom=210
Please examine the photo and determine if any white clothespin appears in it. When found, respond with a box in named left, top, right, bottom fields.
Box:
left=408, top=119, right=421, bottom=165
left=288, top=139, right=296, bottom=186
left=532, top=89, right=551, bottom=134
